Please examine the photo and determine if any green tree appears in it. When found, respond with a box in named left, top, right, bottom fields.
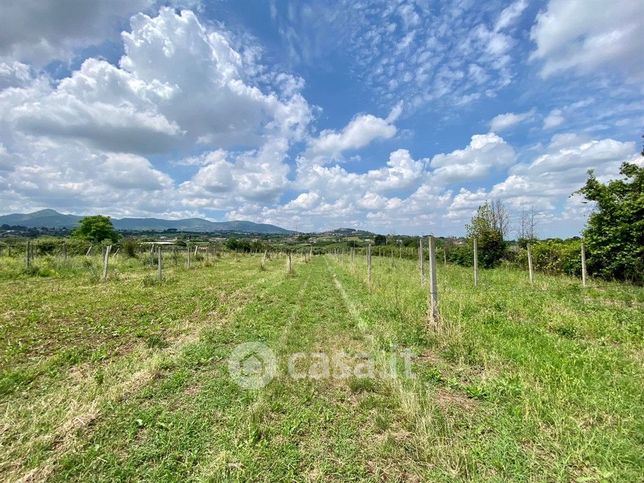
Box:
left=466, top=200, right=508, bottom=268
left=577, top=162, right=643, bottom=282
left=374, top=234, right=387, bottom=246
left=72, top=216, right=119, bottom=243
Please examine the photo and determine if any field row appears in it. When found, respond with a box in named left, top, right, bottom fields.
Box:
left=0, top=254, right=642, bottom=481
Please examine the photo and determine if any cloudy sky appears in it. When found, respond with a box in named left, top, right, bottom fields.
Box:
left=0, top=0, right=642, bottom=236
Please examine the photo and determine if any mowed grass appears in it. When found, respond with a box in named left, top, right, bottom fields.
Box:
left=0, top=253, right=642, bottom=481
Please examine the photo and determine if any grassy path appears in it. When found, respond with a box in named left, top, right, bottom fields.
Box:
left=44, top=255, right=418, bottom=481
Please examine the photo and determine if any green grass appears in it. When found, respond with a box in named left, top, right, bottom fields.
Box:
left=0, top=253, right=642, bottom=481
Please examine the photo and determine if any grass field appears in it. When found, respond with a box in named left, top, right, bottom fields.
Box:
left=0, top=253, right=642, bottom=481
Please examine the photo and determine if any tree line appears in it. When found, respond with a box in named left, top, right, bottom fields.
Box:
left=456, top=161, right=642, bottom=284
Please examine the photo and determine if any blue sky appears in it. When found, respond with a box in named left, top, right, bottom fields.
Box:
left=0, top=0, right=642, bottom=236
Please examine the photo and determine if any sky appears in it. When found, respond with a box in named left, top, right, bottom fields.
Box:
left=0, top=0, right=642, bottom=237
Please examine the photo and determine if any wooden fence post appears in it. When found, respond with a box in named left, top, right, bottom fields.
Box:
left=367, top=243, right=372, bottom=289
left=25, top=240, right=31, bottom=269
left=428, top=236, right=439, bottom=328
left=102, top=245, right=112, bottom=281
left=473, top=238, right=478, bottom=287
left=287, top=252, right=292, bottom=274
left=86, top=245, right=92, bottom=257
left=186, top=243, right=191, bottom=269
left=527, top=243, right=534, bottom=285
left=581, top=241, right=587, bottom=287
left=419, top=238, right=424, bottom=286
left=157, top=246, right=163, bottom=282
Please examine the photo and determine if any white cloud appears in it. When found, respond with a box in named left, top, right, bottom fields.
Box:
left=489, top=109, right=535, bottom=132
left=274, top=1, right=524, bottom=111
left=530, top=0, right=644, bottom=80
left=0, top=61, right=33, bottom=89
left=0, top=8, right=310, bottom=216
left=543, top=109, right=565, bottom=129
left=430, top=133, right=516, bottom=183
left=495, top=0, right=528, bottom=31
left=99, top=153, right=173, bottom=191
left=302, top=110, right=398, bottom=166
left=4, top=9, right=312, bottom=155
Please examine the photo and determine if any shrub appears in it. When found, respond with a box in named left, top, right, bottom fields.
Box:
left=577, top=162, right=643, bottom=283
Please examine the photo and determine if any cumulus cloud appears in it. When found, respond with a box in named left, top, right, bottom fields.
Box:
left=489, top=109, right=535, bottom=132
left=443, top=134, right=638, bottom=230
left=0, top=7, right=310, bottom=216
left=300, top=106, right=399, bottom=167
left=530, top=0, right=644, bottom=80
left=4, top=9, right=312, bottom=155
left=430, top=133, right=516, bottom=183
left=99, top=153, right=173, bottom=191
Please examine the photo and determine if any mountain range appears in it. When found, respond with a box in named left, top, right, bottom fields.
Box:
left=0, top=209, right=293, bottom=234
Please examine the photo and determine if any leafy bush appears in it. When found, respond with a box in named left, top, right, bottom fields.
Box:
left=577, top=162, right=643, bottom=283
left=121, top=238, right=139, bottom=258
left=446, top=244, right=473, bottom=266
left=514, top=239, right=582, bottom=276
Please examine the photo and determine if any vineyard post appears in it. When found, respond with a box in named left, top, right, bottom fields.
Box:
left=473, top=238, right=478, bottom=287
left=262, top=250, right=268, bottom=269
left=157, top=246, right=163, bottom=281
left=102, top=245, right=112, bottom=281
left=428, top=236, right=439, bottom=328
left=287, top=252, right=292, bottom=274
left=367, top=243, right=372, bottom=289
left=527, top=243, right=534, bottom=285
left=581, top=241, right=587, bottom=287
left=86, top=245, right=92, bottom=257
left=419, top=238, right=424, bottom=286
left=187, top=243, right=191, bottom=269
left=25, top=240, right=31, bottom=269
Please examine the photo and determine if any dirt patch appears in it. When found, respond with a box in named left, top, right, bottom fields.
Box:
left=433, top=388, right=477, bottom=412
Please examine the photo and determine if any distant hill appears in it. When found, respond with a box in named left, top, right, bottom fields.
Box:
left=0, top=209, right=293, bottom=234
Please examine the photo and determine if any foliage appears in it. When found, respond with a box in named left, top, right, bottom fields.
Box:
left=445, top=243, right=473, bottom=266
left=465, top=201, right=508, bottom=268
left=577, top=162, right=644, bottom=282
left=121, top=238, right=139, bottom=258
left=226, top=237, right=251, bottom=252
left=374, top=234, right=387, bottom=246
left=72, top=215, right=119, bottom=244
left=512, top=239, right=583, bottom=276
